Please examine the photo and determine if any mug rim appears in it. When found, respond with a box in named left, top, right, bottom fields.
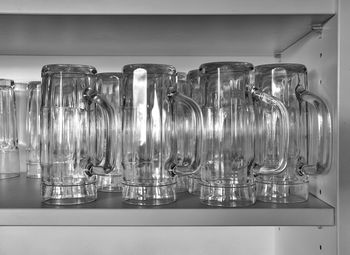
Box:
left=96, top=72, right=123, bottom=81
left=41, top=64, right=97, bottom=77
left=122, top=63, right=176, bottom=75
left=199, top=61, right=254, bottom=74
left=0, top=79, right=15, bottom=87
left=255, top=63, right=307, bottom=74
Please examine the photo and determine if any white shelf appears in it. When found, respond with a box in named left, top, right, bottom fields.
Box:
left=0, top=175, right=334, bottom=226
left=0, top=0, right=336, bottom=15
left=0, top=14, right=333, bottom=56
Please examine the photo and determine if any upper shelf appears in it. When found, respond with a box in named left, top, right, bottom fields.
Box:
left=0, top=175, right=335, bottom=226
left=0, top=0, right=336, bottom=15
left=0, top=14, right=334, bottom=56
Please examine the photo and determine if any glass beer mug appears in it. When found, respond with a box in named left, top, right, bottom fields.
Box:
left=121, top=64, right=203, bottom=205
left=40, top=64, right=114, bottom=205
left=199, top=62, right=289, bottom=207
left=254, top=63, right=332, bottom=203
left=0, top=79, right=20, bottom=179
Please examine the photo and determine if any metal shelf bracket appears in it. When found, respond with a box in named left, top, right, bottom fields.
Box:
left=275, top=23, right=324, bottom=58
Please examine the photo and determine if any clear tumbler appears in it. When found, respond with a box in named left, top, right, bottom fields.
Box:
left=254, top=63, right=332, bottom=203
left=95, top=72, right=122, bottom=192
left=26, top=81, right=41, bottom=178
left=40, top=64, right=115, bottom=205
left=199, top=62, right=289, bottom=207
left=121, top=64, right=203, bottom=205
left=0, top=79, right=20, bottom=179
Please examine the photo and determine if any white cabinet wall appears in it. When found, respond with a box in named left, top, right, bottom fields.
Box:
left=0, top=0, right=347, bottom=254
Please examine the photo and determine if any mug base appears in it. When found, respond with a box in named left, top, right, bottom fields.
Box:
left=26, top=162, right=41, bottom=179
left=175, top=175, right=188, bottom=193
left=200, top=183, right=256, bottom=207
left=256, top=180, right=309, bottom=203
left=42, top=182, right=97, bottom=205
left=122, top=183, right=176, bottom=206
left=188, top=175, right=201, bottom=196
left=96, top=174, right=122, bottom=193
left=0, top=149, right=20, bottom=179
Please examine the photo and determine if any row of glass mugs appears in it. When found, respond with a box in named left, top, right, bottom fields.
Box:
left=0, top=61, right=332, bottom=207
left=181, top=64, right=332, bottom=204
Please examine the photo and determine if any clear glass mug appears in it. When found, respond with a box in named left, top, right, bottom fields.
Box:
left=40, top=64, right=114, bottom=205
left=254, top=63, right=332, bottom=203
left=0, top=79, right=20, bottom=179
left=186, top=69, right=202, bottom=195
left=121, top=64, right=203, bottom=205
left=199, top=62, right=290, bottom=207
left=26, top=81, right=41, bottom=178
left=95, top=72, right=123, bottom=192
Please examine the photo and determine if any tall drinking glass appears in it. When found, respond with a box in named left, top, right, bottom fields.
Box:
left=0, top=79, right=20, bottom=179
left=26, top=81, right=42, bottom=178
left=254, top=63, right=332, bottom=203
left=199, top=62, right=289, bottom=207
left=121, top=64, right=203, bottom=205
left=40, top=64, right=114, bottom=205
left=95, top=72, right=122, bottom=192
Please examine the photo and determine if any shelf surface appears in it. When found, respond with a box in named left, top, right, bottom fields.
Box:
left=0, top=0, right=336, bottom=15
left=0, top=14, right=333, bottom=56
left=0, top=175, right=334, bottom=226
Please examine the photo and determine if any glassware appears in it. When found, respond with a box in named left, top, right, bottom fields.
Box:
left=0, top=79, right=20, bottom=179
left=26, top=81, right=42, bottom=178
left=40, top=64, right=115, bottom=205
left=175, top=71, right=189, bottom=193
left=95, top=72, right=122, bottom=192
left=199, top=62, right=289, bottom=207
left=186, top=69, right=202, bottom=195
left=176, top=71, right=190, bottom=96
left=14, top=82, right=29, bottom=172
left=121, top=64, right=203, bottom=205
left=254, top=63, right=332, bottom=203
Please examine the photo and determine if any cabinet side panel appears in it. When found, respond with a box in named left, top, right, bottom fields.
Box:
left=338, top=0, right=350, bottom=254
left=280, top=16, right=338, bottom=208
left=0, top=227, right=274, bottom=255
left=275, top=227, right=336, bottom=255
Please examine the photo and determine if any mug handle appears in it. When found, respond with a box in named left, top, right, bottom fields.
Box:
left=251, top=87, right=290, bottom=175
left=81, top=87, right=116, bottom=175
left=295, top=85, right=332, bottom=175
left=166, top=91, right=203, bottom=177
